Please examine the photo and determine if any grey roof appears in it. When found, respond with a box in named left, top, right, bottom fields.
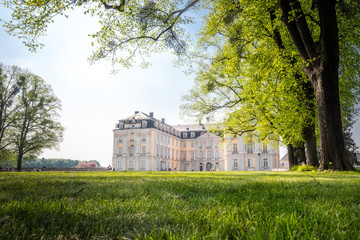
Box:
left=172, top=124, right=208, bottom=132
left=119, top=112, right=151, bottom=121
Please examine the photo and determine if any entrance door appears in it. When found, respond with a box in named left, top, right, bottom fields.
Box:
left=206, top=162, right=212, bottom=171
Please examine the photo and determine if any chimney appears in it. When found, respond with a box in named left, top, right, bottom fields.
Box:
left=135, top=111, right=139, bottom=114
left=161, top=118, right=165, bottom=123
left=149, top=112, right=154, bottom=118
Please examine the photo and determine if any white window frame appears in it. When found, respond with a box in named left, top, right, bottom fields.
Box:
left=263, top=158, right=269, bottom=168
left=233, top=159, right=239, bottom=168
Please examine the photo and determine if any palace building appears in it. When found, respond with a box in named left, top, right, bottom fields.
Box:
left=112, top=111, right=280, bottom=171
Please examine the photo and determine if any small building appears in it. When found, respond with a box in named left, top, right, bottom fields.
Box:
left=112, top=111, right=280, bottom=171
left=279, top=153, right=290, bottom=170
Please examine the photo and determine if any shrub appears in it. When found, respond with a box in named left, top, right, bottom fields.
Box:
left=291, top=165, right=317, bottom=172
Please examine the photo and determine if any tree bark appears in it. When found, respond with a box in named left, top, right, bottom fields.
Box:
left=304, top=128, right=319, bottom=167
left=287, top=144, right=297, bottom=169
left=296, top=147, right=306, bottom=164
left=16, top=152, right=23, bottom=172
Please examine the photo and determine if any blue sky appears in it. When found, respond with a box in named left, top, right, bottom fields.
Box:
left=1, top=5, right=360, bottom=167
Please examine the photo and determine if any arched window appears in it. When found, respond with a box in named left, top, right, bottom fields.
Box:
left=142, top=120, right=147, bottom=128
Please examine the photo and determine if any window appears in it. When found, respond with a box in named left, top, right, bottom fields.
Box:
left=142, top=120, right=147, bottom=128
left=141, top=146, right=146, bottom=156
left=246, top=143, right=254, bottom=153
left=183, top=133, right=188, bottom=138
left=119, top=147, right=122, bottom=156
left=129, top=145, right=135, bottom=156
left=119, top=135, right=122, bottom=143
left=191, top=141, right=194, bottom=148
left=233, top=143, right=238, bottom=154
left=118, top=122, right=124, bottom=129
left=233, top=159, right=239, bottom=168
left=207, top=151, right=211, bottom=160
left=130, top=133, right=134, bottom=142
left=172, top=149, right=174, bottom=159
left=191, top=164, right=194, bottom=170
left=157, top=146, right=159, bottom=157
left=191, top=132, right=195, bottom=138
left=247, top=158, right=252, bottom=168
left=182, top=152, right=187, bottom=160
left=199, top=151, right=203, bottom=159
left=215, top=150, right=219, bottom=159
left=142, top=134, right=146, bottom=142
left=129, top=160, right=134, bottom=169
left=191, top=152, right=195, bottom=160
left=262, top=144, right=268, bottom=153
left=263, top=158, right=269, bottom=168
left=140, top=160, right=145, bottom=169
left=176, top=150, right=178, bottom=160
left=183, top=142, right=187, bottom=148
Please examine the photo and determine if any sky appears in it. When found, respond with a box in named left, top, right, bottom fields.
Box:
left=0, top=6, right=197, bottom=167
left=1, top=4, right=360, bottom=167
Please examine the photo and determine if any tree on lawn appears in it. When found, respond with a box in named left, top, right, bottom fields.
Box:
left=2, top=0, right=360, bottom=170
left=181, top=3, right=319, bottom=168
left=9, top=72, right=64, bottom=172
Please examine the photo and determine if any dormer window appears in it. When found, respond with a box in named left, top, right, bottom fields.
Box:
left=190, top=132, right=195, bottom=138
left=183, top=133, right=188, bottom=138
left=142, top=120, right=147, bottom=128
left=118, top=122, right=124, bottom=129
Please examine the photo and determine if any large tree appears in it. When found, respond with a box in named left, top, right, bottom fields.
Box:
left=9, top=72, right=64, bottom=172
left=181, top=4, right=319, bottom=167
left=2, top=0, right=360, bottom=170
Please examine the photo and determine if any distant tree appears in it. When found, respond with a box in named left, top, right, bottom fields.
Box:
left=9, top=72, right=64, bottom=172
left=0, top=64, right=24, bottom=151
left=0, top=148, right=16, bottom=166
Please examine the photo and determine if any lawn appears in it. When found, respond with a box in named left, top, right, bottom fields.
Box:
left=0, top=171, right=359, bottom=239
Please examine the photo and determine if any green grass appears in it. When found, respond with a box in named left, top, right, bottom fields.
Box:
left=1, top=171, right=360, bottom=239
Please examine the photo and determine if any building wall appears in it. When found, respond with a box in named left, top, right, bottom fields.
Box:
left=112, top=114, right=279, bottom=171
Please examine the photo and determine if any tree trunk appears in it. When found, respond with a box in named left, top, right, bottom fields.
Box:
left=279, top=0, right=354, bottom=170
left=314, top=0, right=354, bottom=171
left=16, top=152, right=23, bottom=172
left=287, top=144, right=297, bottom=169
left=297, top=147, right=306, bottom=164
left=315, top=76, right=354, bottom=170
left=303, top=124, right=319, bottom=167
